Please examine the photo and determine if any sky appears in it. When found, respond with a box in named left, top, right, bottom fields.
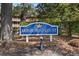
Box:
left=32, top=3, right=38, bottom=8
left=13, top=3, right=38, bottom=8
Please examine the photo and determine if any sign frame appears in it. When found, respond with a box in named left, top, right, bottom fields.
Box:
left=19, top=22, right=58, bottom=36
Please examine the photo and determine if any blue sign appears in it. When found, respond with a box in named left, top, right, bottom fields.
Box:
left=20, top=22, right=58, bottom=36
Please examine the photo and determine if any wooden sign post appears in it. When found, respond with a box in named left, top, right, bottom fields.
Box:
left=49, top=35, right=53, bottom=42
left=26, top=35, right=29, bottom=43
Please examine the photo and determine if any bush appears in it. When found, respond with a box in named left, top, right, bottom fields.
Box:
left=20, top=22, right=29, bottom=26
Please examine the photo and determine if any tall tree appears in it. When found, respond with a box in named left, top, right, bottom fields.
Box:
left=36, top=3, right=79, bottom=38
left=20, top=3, right=32, bottom=21
left=0, top=3, right=13, bottom=42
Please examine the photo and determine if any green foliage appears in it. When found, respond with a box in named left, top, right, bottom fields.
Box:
left=20, top=22, right=29, bottom=26
left=12, top=3, right=37, bottom=18
left=71, top=21, right=79, bottom=35
left=11, top=3, right=79, bottom=36
left=36, top=3, right=79, bottom=36
left=12, top=4, right=21, bottom=17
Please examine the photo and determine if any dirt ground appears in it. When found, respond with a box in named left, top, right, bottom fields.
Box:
left=0, top=36, right=79, bottom=56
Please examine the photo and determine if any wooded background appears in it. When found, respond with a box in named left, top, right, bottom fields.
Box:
left=0, top=3, right=79, bottom=41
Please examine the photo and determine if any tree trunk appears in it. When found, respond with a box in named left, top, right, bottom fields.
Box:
left=67, top=21, right=72, bottom=39
left=0, top=3, right=13, bottom=42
